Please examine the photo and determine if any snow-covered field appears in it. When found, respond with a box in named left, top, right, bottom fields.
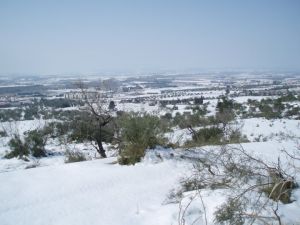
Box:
left=0, top=156, right=188, bottom=225
left=241, top=118, right=300, bottom=142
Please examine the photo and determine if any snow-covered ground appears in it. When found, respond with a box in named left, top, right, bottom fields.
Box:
left=0, top=140, right=299, bottom=225
left=0, top=157, right=189, bottom=225
left=232, top=95, right=277, bottom=103
left=240, top=118, right=300, bottom=142
left=1, top=119, right=48, bottom=137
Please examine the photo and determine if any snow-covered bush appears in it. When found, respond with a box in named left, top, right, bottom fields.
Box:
left=65, top=150, right=86, bottom=163
left=5, top=128, right=48, bottom=159
left=214, top=198, right=245, bottom=225
left=0, top=108, right=22, bottom=122
left=118, top=143, right=145, bottom=165
left=174, top=145, right=298, bottom=224
left=5, top=134, right=30, bottom=160
left=0, top=129, right=7, bottom=137
left=25, top=130, right=47, bottom=157
left=227, top=130, right=249, bottom=144
left=185, top=127, right=224, bottom=147
left=118, top=112, right=167, bottom=165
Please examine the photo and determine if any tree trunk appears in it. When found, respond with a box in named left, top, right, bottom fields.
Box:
left=96, top=123, right=107, bottom=158
left=96, top=139, right=107, bottom=158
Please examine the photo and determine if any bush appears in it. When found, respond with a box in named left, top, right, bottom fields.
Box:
left=5, top=128, right=48, bottom=159
left=217, top=96, right=234, bottom=114
left=69, top=118, right=114, bottom=144
left=185, top=127, right=224, bottom=147
left=118, top=144, right=145, bottom=165
left=227, top=130, right=249, bottom=144
left=65, top=150, right=86, bottom=163
left=0, top=108, right=22, bottom=122
left=172, top=113, right=186, bottom=128
left=25, top=160, right=40, bottom=169
left=176, top=144, right=298, bottom=225
left=108, top=100, right=116, bottom=110
left=254, top=98, right=285, bottom=119
left=261, top=175, right=297, bottom=204
left=0, top=130, right=7, bottom=137
left=172, top=111, right=213, bottom=129
left=63, top=111, right=115, bottom=145
left=23, top=105, right=40, bottom=120
left=280, top=92, right=297, bottom=102
left=285, top=106, right=300, bottom=118
left=40, top=98, right=83, bottom=108
left=25, top=130, right=47, bottom=157
left=5, top=135, right=30, bottom=159
left=118, top=113, right=167, bottom=165
left=42, top=122, right=58, bottom=138
left=119, top=113, right=166, bottom=148
left=214, top=198, right=245, bottom=225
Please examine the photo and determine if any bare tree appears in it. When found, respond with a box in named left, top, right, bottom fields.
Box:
left=76, top=80, right=113, bottom=158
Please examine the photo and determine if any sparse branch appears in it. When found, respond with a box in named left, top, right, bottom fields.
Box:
left=74, top=80, right=114, bottom=158
left=282, top=148, right=300, bottom=161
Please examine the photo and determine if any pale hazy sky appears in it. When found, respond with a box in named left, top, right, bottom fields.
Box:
left=0, top=0, right=300, bottom=74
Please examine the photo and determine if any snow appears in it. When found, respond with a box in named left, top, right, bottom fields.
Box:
left=240, top=118, right=300, bottom=142
left=0, top=138, right=114, bottom=173
left=1, top=138, right=299, bottom=225
left=164, top=128, right=192, bottom=146
left=0, top=158, right=187, bottom=225
left=1, top=119, right=48, bottom=137
left=117, top=102, right=161, bottom=114
left=233, top=95, right=276, bottom=103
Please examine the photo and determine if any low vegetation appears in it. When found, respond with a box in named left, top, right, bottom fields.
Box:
left=117, top=112, right=167, bottom=165
left=5, top=134, right=30, bottom=160
left=185, top=126, right=224, bottom=147
left=64, top=150, right=87, bottom=163
left=0, top=130, right=7, bottom=137
left=5, top=128, right=49, bottom=159
left=172, top=144, right=298, bottom=224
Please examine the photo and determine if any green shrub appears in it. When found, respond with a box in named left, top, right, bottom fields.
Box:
left=118, top=113, right=167, bottom=164
left=5, top=135, right=30, bottom=159
left=172, top=110, right=213, bottom=129
left=40, top=98, right=83, bottom=108
left=280, top=92, right=297, bottom=102
left=119, top=113, right=166, bottom=148
left=217, top=96, right=234, bottom=113
left=0, top=109, right=22, bottom=122
left=25, top=130, right=47, bottom=157
left=172, top=113, right=186, bottom=128
left=23, top=106, right=40, bottom=120
left=5, top=128, right=48, bottom=159
left=214, top=198, right=245, bottom=225
left=0, top=130, right=7, bottom=137
left=185, top=127, right=224, bottom=147
left=118, top=144, right=145, bottom=165
left=65, top=150, right=86, bottom=163
left=285, top=106, right=300, bottom=117
left=228, top=130, right=249, bottom=144
left=69, top=119, right=114, bottom=143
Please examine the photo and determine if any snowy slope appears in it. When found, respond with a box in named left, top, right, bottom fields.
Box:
left=0, top=158, right=188, bottom=225
left=1, top=141, right=300, bottom=225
